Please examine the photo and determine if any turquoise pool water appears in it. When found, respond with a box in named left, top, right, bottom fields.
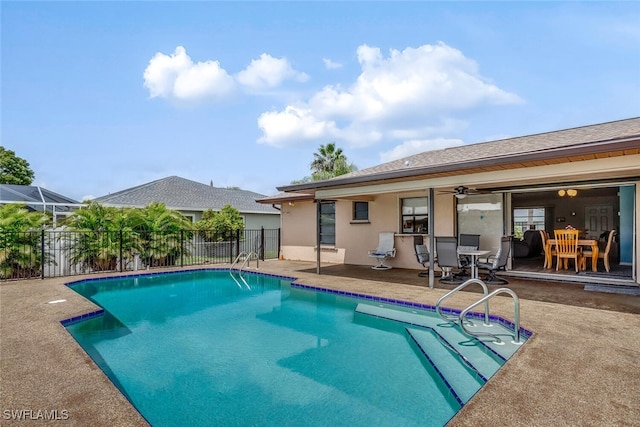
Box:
left=64, top=269, right=525, bottom=426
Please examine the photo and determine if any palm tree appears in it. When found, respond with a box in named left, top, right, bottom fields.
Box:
left=0, top=203, right=47, bottom=278
left=310, top=143, right=357, bottom=181
left=64, top=202, right=129, bottom=271
left=129, top=202, right=193, bottom=267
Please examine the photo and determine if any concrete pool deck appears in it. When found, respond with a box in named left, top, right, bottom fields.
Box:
left=1, top=260, right=639, bottom=426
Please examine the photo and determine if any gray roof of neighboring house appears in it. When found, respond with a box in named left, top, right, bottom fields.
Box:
left=277, top=116, right=640, bottom=193
left=95, top=176, right=279, bottom=214
left=0, top=184, right=80, bottom=205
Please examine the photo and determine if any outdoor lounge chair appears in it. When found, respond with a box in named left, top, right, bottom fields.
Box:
left=477, top=236, right=511, bottom=284
left=413, top=235, right=430, bottom=277
left=368, top=232, right=396, bottom=270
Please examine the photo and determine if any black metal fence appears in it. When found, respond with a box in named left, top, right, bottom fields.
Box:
left=0, top=228, right=280, bottom=281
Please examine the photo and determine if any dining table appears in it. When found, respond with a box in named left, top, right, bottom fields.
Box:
left=457, top=247, right=491, bottom=279
left=544, top=238, right=599, bottom=272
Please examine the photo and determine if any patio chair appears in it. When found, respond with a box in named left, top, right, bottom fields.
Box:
left=554, top=229, right=582, bottom=272
left=413, top=235, right=430, bottom=277
left=477, top=236, right=511, bottom=284
left=458, top=233, right=480, bottom=276
left=435, top=236, right=464, bottom=284
left=368, top=232, right=396, bottom=270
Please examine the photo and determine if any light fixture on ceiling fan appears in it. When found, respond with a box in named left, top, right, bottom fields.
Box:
left=439, top=185, right=480, bottom=199
left=451, top=185, right=471, bottom=199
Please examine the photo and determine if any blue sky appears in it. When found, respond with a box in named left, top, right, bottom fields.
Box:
left=2, top=1, right=639, bottom=202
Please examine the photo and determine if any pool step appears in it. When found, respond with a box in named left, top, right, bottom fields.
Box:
left=354, top=303, right=521, bottom=361
left=405, top=327, right=485, bottom=404
left=354, top=303, right=505, bottom=381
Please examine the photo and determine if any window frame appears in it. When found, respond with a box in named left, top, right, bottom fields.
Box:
left=400, top=197, right=429, bottom=234
left=352, top=201, right=369, bottom=222
left=319, top=201, right=336, bottom=245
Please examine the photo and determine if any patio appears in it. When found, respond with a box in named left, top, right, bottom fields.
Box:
left=1, top=260, right=639, bottom=426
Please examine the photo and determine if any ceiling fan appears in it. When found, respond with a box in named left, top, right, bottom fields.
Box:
left=439, top=186, right=479, bottom=199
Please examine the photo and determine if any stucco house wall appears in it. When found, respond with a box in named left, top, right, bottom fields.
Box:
left=262, top=118, right=640, bottom=285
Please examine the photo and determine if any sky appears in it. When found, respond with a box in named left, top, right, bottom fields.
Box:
left=2, top=1, right=640, bottom=202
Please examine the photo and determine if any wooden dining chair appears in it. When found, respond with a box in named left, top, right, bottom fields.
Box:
left=554, top=229, right=582, bottom=272
left=540, top=230, right=556, bottom=269
left=580, top=229, right=616, bottom=272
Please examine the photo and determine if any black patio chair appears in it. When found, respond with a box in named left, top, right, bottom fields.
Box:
left=477, top=236, right=512, bottom=284
left=413, top=235, right=430, bottom=277
left=435, top=236, right=465, bottom=284
left=458, top=233, right=480, bottom=276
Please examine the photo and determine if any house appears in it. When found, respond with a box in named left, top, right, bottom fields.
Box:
left=95, top=176, right=280, bottom=230
left=257, top=117, right=640, bottom=287
left=0, top=184, right=82, bottom=225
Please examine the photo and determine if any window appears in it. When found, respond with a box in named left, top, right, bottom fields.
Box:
left=513, top=208, right=545, bottom=239
left=319, top=201, right=336, bottom=245
left=353, top=201, right=369, bottom=221
left=400, top=197, right=428, bottom=234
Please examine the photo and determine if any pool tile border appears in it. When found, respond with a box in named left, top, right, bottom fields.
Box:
left=60, top=308, right=105, bottom=326
left=60, top=268, right=532, bottom=339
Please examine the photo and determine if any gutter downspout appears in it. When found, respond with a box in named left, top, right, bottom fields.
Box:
left=316, top=200, right=321, bottom=274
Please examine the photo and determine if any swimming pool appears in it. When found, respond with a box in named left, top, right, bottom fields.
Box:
left=64, top=269, right=529, bottom=426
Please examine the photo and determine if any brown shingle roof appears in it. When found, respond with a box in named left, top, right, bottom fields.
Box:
left=278, top=117, right=640, bottom=193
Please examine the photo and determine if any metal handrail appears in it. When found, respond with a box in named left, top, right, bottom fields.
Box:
left=435, top=278, right=490, bottom=326
left=459, top=287, right=522, bottom=345
left=230, top=251, right=258, bottom=274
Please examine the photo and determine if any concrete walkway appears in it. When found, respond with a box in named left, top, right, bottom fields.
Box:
left=1, top=261, right=639, bottom=426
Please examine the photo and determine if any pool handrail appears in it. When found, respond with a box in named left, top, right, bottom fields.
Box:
left=435, top=278, right=490, bottom=326
left=459, top=287, right=522, bottom=345
left=231, top=251, right=259, bottom=274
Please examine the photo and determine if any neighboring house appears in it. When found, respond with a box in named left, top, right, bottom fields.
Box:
left=0, top=184, right=82, bottom=225
left=258, top=117, right=640, bottom=287
left=94, top=176, right=280, bottom=230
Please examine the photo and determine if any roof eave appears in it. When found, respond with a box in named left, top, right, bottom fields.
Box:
left=277, top=137, right=640, bottom=193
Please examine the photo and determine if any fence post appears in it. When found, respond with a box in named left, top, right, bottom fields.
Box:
left=180, top=230, right=184, bottom=268
left=260, top=227, right=265, bottom=261
left=234, top=229, right=240, bottom=263
left=41, top=229, right=45, bottom=279
left=119, top=229, right=123, bottom=272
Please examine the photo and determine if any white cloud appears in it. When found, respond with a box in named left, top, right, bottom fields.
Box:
left=257, top=105, right=338, bottom=148
left=323, top=58, right=342, bottom=69
left=379, top=138, right=464, bottom=163
left=144, top=48, right=309, bottom=101
left=258, top=42, right=523, bottom=148
left=143, top=46, right=235, bottom=101
left=236, top=53, right=309, bottom=91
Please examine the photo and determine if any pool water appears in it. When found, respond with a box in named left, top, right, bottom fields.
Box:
left=65, top=270, right=526, bottom=427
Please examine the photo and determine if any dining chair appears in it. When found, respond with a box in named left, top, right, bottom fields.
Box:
left=580, top=229, right=616, bottom=272
left=540, top=230, right=556, bottom=269
left=553, top=229, right=582, bottom=272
